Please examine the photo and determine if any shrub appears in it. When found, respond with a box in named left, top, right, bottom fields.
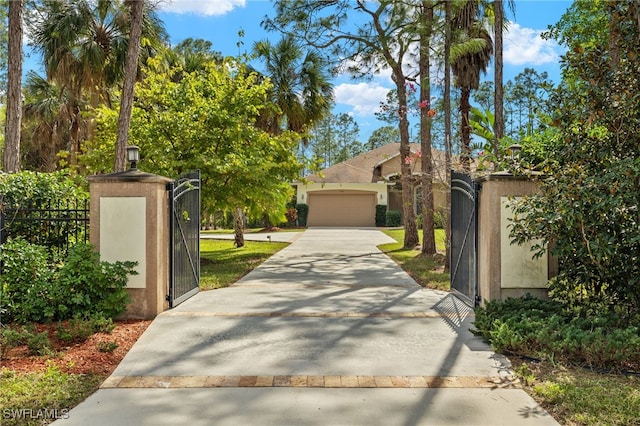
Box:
left=296, top=204, right=308, bottom=226
left=0, top=238, right=57, bottom=323
left=96, top=340, right=119, bottom=353
left=375, top=205, right=387, bottom=227
left=473, top=296, right=640, bottom=371
left=56, top=243, right=135, bottom=320
left=0, top=171, right=89, bottom=254
left=385, top=210, right=401, bottom=227
left=0, top=240, right=135, bottom=323
left=0, top=328, right=26, bottom=358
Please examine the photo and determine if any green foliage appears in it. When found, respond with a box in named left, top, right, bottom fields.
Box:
left=0, top=171, right=89, bottom=253
left=0, top=328, right=26, bottom=358
left=295, top=204, right=308, bottom=226
left=473, top=296, right=640, bottom=372
left=83, top=56, right=302, bottom=226
left=0, top=238, right=56, bottom=323
left=0, top=240, right=134, bottom=323
left=375, top=204, right=387, bottom=227
left=0, top=364, right=103, bottom=426
left=56, top=244, right=134, bottom=320
left=0, top=326, right=52, bottom=357
left=96, top=340, right=119, bottom=353
left=509, top=2, right=640, bottom=320
left=25, top=329, right=53, bottom=356
left=0, top=171, right=88, bottom=209
left=385, top=210, right=402, bottom=227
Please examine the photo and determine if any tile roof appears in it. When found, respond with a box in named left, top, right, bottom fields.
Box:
left=304, top=143, right=448, bottom=183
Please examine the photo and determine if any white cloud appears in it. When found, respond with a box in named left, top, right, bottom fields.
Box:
left=334, top=82, right=390, bottom=116
left=504, top=22, right=560, bottom=66
left=159, top=0, right=246, bottom=16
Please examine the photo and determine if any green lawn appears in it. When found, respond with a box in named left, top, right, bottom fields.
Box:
left=199, top=239, right=288, bottom=290
left=0, top=366, right=102, bottom=426
left=378, top=228, right=450, bottom=291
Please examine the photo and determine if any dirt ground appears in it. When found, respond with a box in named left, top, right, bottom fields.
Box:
left=1, top=320, right=151, bottom=376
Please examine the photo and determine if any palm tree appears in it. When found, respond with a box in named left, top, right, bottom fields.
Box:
left=451, top=0, right=493, bottom=171
left=30, top=0, right=166, bottom=167
left=252, top=35, right=334, bottom=137
left=22, top=71, right=81, bottom=171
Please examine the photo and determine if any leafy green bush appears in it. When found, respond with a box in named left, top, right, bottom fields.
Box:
left=0, top=171, right=89, bottom=253
left=56, top=243, right=135, bottom=320
left=0, top=328, right=26, bottom=358
left=375, top=205, right=387, bottom=227
left=0, top=240, right=135, bottom=323
left=296, top=204, right=308, bottom=226
left=25, top=329, right=53, bottom=356
left=385, top=210, right=401, bottom=227
left=0, top=238, right=57, bottom=323
left=473, top=296, right=640, bottom=372
left=55, top=316, right=115, bottom=344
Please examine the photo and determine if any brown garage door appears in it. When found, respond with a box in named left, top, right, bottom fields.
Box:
left=307, top=192, right=376, bottom=227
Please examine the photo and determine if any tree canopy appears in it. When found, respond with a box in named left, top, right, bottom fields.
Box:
left=82, top=57, right=303, bottom=225
left=510, top=0, right=640, bottom=322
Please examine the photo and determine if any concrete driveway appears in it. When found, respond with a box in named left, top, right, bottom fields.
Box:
left=55, top=228, right=558, bottom=426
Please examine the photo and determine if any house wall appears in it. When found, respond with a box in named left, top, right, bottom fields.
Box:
left=297, top=182, right=388, bottom=205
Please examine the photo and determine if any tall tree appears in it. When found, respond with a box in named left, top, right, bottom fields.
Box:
left=84, top=58, right=302, bottom=248
left=4, top=0, right=22, bottom=172
left=252, top=35, right=334, bottom=136
left=0, top=0, right=8, bottom=102
left=451, top=0, right=493, bottom=171
left=418, top=0, right=437, bottom=255
left=443, top=0, right=453, bottom=270
left=367, top=126, right=400, bottom=150
left=265, top=0, right=421, bottom=248
left=30, top=0, right=166, bottom=168
left=510, top=0, right=640, bottom=321
left=114, top=0, right=144, bottom=172
left=492, top=0, right=505, bottom=165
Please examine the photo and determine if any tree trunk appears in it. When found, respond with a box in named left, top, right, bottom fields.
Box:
left=420, top=0, right=436, bottom=256
left=4, top=0, right=23, bottom=172
left=233, top=207, right=245, bottom=248
left=114, top=0, right=144, bottom=172
left=493, top=0, right=505, bottom=168
left=460, top=87, right=472, bottom=173
left=444, top=0, right=452, bottom=272
left=395, top=70, right=419, bottom=249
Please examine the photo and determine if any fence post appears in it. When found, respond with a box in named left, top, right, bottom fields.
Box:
left=88, top=169, right=173, bottom=319
left=476, top=173, right=558, bottom=304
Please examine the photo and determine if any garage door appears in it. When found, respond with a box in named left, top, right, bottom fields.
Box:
left=307, top=192, right=376, bottom=227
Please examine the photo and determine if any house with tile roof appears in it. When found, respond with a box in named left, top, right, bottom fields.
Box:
left=294, top=143, right=448, bottom=227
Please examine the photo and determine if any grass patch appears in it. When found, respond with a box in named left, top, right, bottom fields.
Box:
left=200, top=239, right=288, bottom=290
left=0, top=365, right=103, bottom=426
left=378, top=229, right=449, bottom=291
left=514, top=360, right=640, bottom=425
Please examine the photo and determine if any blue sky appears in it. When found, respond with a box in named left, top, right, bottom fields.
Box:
left=155, top=0, right=572, bottom=142
left=26, top=0, right=572, bottom=143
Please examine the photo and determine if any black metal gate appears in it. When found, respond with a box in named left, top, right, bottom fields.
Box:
left=450, top=171, right=479, bottom=307
left=168, top=170, right=201, bottom=307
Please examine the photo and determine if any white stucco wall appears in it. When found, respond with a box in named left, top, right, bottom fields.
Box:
left=296, top=182, right=389, bottom=205
left=99, top=197, right=146, bottom=289
left=500, top=197, right=548, bottom=289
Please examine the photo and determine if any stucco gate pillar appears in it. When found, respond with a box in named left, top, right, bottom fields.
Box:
left=476, top=173, right=558, bottom=304
left=88, top=169, right=173, bottom=319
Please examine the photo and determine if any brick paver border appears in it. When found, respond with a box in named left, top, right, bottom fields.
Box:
left=101, top=375, right=518, bottom=389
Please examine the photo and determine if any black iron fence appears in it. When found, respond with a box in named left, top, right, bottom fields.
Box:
left=0, top=199, right=90, bottom=259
